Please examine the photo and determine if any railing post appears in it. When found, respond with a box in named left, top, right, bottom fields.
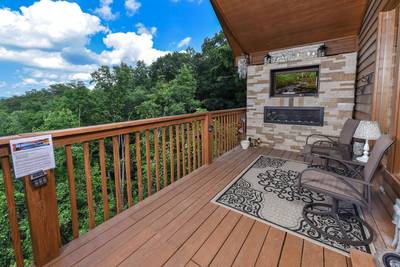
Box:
left=24, top=169, right=61, bottom=267
left=203, top=113, right=213, bottom=164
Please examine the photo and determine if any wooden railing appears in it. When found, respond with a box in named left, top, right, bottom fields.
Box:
left=0, top=108, right=246, bottom=267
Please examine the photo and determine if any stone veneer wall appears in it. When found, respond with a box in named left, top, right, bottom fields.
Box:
left=247, top=52, right=357, bottom=152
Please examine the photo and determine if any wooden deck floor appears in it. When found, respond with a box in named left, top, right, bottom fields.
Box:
left=47, top=147, right=393, bottom=267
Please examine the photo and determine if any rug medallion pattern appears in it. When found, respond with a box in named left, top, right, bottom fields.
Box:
left=213, top=156, right=373, bottom=254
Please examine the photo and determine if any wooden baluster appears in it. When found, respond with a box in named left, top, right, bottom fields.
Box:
left=228, top=114, right=231, bottom=150
left=225, top=115, right=228, bottom=153
left=215, top=117, right=219, bottom=157
left=112, top=137, right=122, bottom=213
left=234, top=113, right=236, bottom=147
left=234, top=113, right=238, bottom=146
left=169, top=126, right=175, bottom=183
left=230, top=114, right=233, bottom=150
left=187, top=123, right=191, bottom=173
left=135, top=132, right=143, bottom=201
left=232, top=114, right=236, bottom=149
left=83, top=142, right=96, bottom=229
left=203, top=113, right=213, bottom=165
left=201, top=120, right=206, bottom=164
left=225, top=115, right=228, bottom=152
left=99, top=139, right=110, bottom=220
left=161, top=128, right=167, bottom=187
left=154, top=129, right=160, bottom=192
left=197, top=121, right=201, bottom=167
left=145, top=130, right=152, bottom=197
left=65, top=145, right=79, bottom=238
left=219, top=116, right=223, bottom=156
left=214, top=118, right=219, bottom=157
left=124, top=134, right=133, bottom=207
left=192, top=121, right=196, bottom=170
left=175, top=125, right=181, bottom=179
left=217, top=116, right=221, bottom=156
left=1, top=156, right=24, bottom=267
left=227, top=115, right=230, bottom=151
left=234, top=113, right=237, bottom=146
left=181, top=124, right=186, bottom=176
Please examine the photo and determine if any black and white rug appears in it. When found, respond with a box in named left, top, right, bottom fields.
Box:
left=212, top=155, right=374, bottom=256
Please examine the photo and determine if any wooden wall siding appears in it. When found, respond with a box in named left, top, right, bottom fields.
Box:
left=393, top=9, right=400, bottom=175
left=371, top=9, right=397, bottom=134
left=357, top=1, right=400, bottom=222
left=355, top=0, right=394, bottom=120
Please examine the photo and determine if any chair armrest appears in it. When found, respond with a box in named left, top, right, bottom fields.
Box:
left=317, top=155, right=365, bottom=179
left=311, top=140, right=337, bottom=148
left=303, top=167, right=371, bottom=187
left=306, top=134, right=339, bottom=145
left=318, top=154, right=365, bottom=167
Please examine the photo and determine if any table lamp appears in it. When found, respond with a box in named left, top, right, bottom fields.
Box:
left=353, top=120, right=381, bottom=163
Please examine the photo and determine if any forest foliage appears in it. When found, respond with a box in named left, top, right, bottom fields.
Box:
left=0, top=32, right=245, bottom=266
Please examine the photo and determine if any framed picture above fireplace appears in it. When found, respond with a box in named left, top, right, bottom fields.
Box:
left=270, top=65, right=319, bottom=97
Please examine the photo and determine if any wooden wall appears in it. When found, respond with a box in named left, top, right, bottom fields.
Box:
left=355, top=0, right=398, bottom=120
left=357, top=0, right=400, bottom=225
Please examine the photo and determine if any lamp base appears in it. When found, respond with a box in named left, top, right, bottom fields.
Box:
left=356, top=155, right=369, bottom=163
left=356, top=139, right=370, bottom=163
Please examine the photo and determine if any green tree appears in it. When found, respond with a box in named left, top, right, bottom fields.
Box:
left=149, top=50, right=195, bottom=83
left=138, top=65, right=200, bottom=118
left=195, top=31, right=246, bottom=110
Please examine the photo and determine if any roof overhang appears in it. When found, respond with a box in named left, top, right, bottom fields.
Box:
left=211, top=0, right=369, bottom=64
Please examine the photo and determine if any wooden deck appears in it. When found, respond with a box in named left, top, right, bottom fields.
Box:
left=47, top=147, right=393, bottom=267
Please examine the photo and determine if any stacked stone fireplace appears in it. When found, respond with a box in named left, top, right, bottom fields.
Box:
left=246, top=51, right=357, bottom=152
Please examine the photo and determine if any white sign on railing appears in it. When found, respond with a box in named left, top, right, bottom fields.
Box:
left=10, top=135, right=56, bottom=179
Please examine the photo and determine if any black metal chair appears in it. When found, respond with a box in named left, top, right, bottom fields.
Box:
left=298, top=135, right=394, bottom=246
left=303, top=119, right=360, bottom=163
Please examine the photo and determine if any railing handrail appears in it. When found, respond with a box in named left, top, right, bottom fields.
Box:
left=0, top=108, right=246, bottom=155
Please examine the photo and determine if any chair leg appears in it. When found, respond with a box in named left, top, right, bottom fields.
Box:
left=302, top=201, right=374, bottom=247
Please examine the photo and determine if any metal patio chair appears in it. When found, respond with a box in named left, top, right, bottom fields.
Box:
left=298, top=135, right=394, bottom=246
left=303, top=119, right=360, bottom=163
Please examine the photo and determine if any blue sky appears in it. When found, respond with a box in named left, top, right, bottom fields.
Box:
left=0, top=0, right=222, bottom=97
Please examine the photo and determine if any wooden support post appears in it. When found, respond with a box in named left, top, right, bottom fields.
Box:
left=24, top=169, right=61, bottom=267
left=203, top=113, right=213, bottom=165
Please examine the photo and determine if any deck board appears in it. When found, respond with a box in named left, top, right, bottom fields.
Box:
left=47, top=147, right=392, bottom=267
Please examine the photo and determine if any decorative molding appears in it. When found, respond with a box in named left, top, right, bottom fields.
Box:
left=264, top=44, right=326, bottom=64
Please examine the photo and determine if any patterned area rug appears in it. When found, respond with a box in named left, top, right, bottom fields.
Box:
left=212, top=155, right=374, bottom=256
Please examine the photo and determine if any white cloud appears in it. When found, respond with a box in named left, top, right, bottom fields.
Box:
left=94, top=0, right=118, bottom=21
left=0, top=0, right=105, bottom=49
left=0, top=81, right=6, bottom=88
left=12, top=68, right=95, bottom=90
left=0, top=47, right=97, bottom=71
left=0, top=1, right=170, bottom=93
left=177, top=37, right=191, bottom=48
left=100, top=27, right=169, bottom=65
left=135, top=23, right=157, bottom=36
left=125, top=0, right=141, bottom=16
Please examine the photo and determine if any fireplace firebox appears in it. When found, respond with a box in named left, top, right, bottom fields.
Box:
left=264, top=106, right=324, bottom=126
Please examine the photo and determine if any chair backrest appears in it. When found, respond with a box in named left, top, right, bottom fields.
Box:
left=338, top=119, right=360, bottom=144
left=364, top=135, right=394, bottom=183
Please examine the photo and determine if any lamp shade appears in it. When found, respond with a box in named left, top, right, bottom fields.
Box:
left=353, top=121, right=381, bottom=140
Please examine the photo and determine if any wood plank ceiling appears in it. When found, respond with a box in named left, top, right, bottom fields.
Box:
left=211, top=0, right=369, bottom=59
